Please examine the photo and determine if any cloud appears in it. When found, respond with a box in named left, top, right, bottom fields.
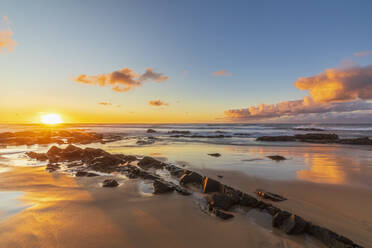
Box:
left=294, top=65, right=372, bottom=103
left=225, top=97, right=372, bottom=120
left=75, top=68, right=169, bottom=92
left=213, top=70, right=232, bottom=77
left=225, top=64, right=372, bottom=122
left=0, top=16, right=16, bottom=53
left=354, top=51, right=372, bottom=57
left=98, top=102, right=112, bottom=106
left=149, top=100, right=169, bottom=107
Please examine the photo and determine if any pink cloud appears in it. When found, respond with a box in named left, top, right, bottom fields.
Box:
left=75, top=68, right=169, bottom=93
left=213, top=70, right=232, bottom=77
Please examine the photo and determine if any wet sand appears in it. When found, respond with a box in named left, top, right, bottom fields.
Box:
left=0, top=164, right=326, bottom=248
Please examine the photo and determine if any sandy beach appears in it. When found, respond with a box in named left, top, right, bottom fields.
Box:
left=0, top=125, right=371, bottom=248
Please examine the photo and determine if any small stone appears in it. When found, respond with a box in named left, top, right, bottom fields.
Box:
left=102, top=179, right=119, bottom=187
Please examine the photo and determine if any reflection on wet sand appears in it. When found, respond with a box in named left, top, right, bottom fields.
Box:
left=297, top=154, right=346, bottom=184
left=0, top=165, right=324, bottom=248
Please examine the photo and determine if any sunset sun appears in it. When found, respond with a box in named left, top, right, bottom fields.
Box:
left=41, top=114, right=63, bottom=124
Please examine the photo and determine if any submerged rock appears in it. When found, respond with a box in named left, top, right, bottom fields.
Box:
left=167, top=130, right=191, bottom=134
left=213, top=208, right=234, bottom=220
left=267, top=155, right=286, bottom=161
left=137, top=156, right=164, bottom=170
left=75, top=171, right=99, bottom=177
left=257, top=136, right=296, bottom=142
left=208, top=153, right=221, bottom=157
left=146, top=129, right=157, bottom=133
left=102, top=179, right=119, bottom=187
left=208, top=193, right=234, bottom=211
left=153, top=180, right=174, bottom=194
left=26, top=151, right=48, bottom=161
left=202, top=177, right=222, bottom=193
left=179, top=171, right=203, bottom=186
left=255, top=189, right=287, bottom=202
left=294, top=133, right=339, bottom=140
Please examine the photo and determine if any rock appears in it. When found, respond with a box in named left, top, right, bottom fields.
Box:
left=165, top=165, right=187, bottom=178
left=173, top=185, right=192, bottom=196
left=257, top=136, right=296, bottom=142
left=338, top=137, right=372, bottom=145
left=209, top=193, right=234, bottom=211
left=47, top=145, right=63, bottom=157
left=146, top=129, right=157, bottom=133
left=208, top=153, right=221, bottom=157
left=221, top=185, right=241, bottom=204
left=272, top=210, right=291, bottom=228
left=267, top=155, right=286, bottom=161
left=167, top=130, right=191, bottom=134
left=82, top=147, right=110, bottom=163
left=255, top=189, right=287, bottom=202
left=46, top=163, right=60, bottom=172
left=202, top=177, right=222, bottom=193
left=102, top=179, right=119, bottom=187
left=137, top=156, right=164, bottom=170
left=293, top=128, right=324, bottom=131
left=217, top=175, right=223, bottom=178
left=281, top=214, right=308, bottom=235
left=75, top=171, right=99, bottom=177
left=26, top=151, right=48, bottom=161
left=153, top=180, right=174, bottom=194
left=212, top=209, right=234, bottom=220
left=136, top=137, right=156, bottom=145
left=179, top=172, right=203, bottom=186
left=240, top=193, right=259, bottom=207
left=306, top=224, right=362, bottom=247
left=294, top=133, right=339, bottom=140
left=62, top=144, right=84, bottom=160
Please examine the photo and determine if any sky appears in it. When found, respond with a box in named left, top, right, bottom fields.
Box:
left=1, top=0, right=372, bottom=123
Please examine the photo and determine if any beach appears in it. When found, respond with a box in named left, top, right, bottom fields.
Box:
left=0, top=124, right=371, bottom=247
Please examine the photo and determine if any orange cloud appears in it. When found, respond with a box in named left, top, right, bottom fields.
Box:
left=0, top=16, right=16, bottom=53
left=213, top=70, right=232, bottom=76
left=225, top=98, right=372, bottom=121
left=226, top=64, right=372, bottom=121
left=149, top=100, right=169, bottom=107
left=98, top=102, right=112, bottom=106
left=354, top=51, right=372, bottom=57
left=294, top=65, right=372, bottom=103
left=75, top=68, right=169, bottom=93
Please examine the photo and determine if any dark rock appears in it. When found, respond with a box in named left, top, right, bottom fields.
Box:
left=217, top=175, right=223, bottom=179
left=294, top=133, right=339, bottom=140
left=221, top=185, right=241, bottom=204
left=167, top=130, right=191, bottom=134
left=102, top=179, right=119, bottom=187
left=267, top=155, right=286, bottom=161
left=46, top=163, right=60, bottom=172
left=255, top=189, right=287, bottom=201
left=82, top=147, right=110, bottom=164
left=208, top=153, right=221, bottom=157
left=136, top=138, right=156, bottom=145
left=75, top=171, right=99, bottom=177
left=209, top=193, right=234, bottom=211
left=272, top=210, right=292, bottom=228
left=137, top=156, right=164, bottom=170
left=165, top=165, right=187, bottom=178
left=173, top=185, right=192, bottom=196
left=293, top=128, right=324, bottom=131
left=281, top=214, right=308, bottom=235
left=47, top=145, right=63, bottom=157
left=212, top=209, right=234, bottom=220
left=153, top=180, right=174, bottom=194
left=26, top=151, right=48, bottom=161
left=306, top=224, right=362, bottom=247
left=179, top=172, right=203, bottom=186
left=202, top=177, right=222, bottom=193
left=146, top=129, right=157, bottom=133
left=338, top=137, right=372, bottom=145
left=240, top=193, right=259, bottom=207
left=257, top=136, right=296, bottom=142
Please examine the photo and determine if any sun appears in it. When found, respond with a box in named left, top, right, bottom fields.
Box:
left=41, top=114, right=63, bottom=125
